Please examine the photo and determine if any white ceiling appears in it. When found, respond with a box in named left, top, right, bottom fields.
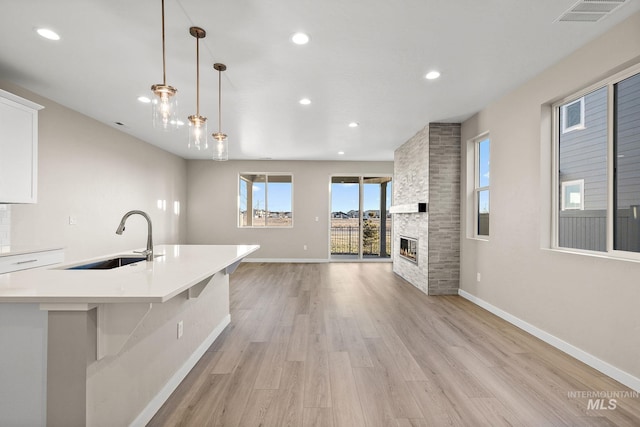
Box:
left=1, top=0, right=639, bottom=161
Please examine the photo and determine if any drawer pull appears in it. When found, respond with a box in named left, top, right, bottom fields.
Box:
left=14, top=259, right=39, bottom=265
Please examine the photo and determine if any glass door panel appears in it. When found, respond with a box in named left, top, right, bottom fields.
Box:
left=331, top=176, right=360, bottom=259
left=363, top=177, right=392, bottom=258
left=331, top=175, right=392, bottom=260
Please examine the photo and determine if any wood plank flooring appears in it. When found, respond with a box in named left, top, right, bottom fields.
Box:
left=148, top=263, right=640, bottom=426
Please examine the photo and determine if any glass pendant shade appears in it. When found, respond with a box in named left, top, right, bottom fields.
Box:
left=151, top=85, right=178, bottom=131
left=212, top=63, right=228, bottom=161
left=188, top=26, right=207, bottom=149
left=188, top=115, right=208, bottom=150
left=212, top=132, right=228, bottom=161
left=151, top=0, right=178, bottom=131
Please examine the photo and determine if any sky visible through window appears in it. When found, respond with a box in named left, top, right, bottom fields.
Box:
left=331, top=182, right=393, bottom=213
left=239, top=182, right=292, bottom=212
left=478, top=138, right=490, bottom=214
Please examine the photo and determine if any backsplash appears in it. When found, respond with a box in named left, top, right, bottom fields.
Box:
left=0, top=205, right=10, bottom=250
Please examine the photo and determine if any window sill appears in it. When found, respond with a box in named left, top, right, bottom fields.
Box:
left=467, top=236, right=489, bottom=242
left=544, top=247, right=640, bottom=264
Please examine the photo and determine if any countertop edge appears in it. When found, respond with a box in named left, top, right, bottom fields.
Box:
left=0, top=244, right=259, bottom=304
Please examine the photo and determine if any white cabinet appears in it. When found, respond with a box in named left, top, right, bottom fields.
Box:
left=0, top=89, right=43, bottom=203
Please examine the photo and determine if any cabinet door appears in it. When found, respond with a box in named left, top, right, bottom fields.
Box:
left=0, top=95, right=40, bottom=203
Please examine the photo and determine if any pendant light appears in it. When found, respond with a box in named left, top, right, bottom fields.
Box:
left=212, top=63, right=228, bottom=161
left=151, top=0, right=178, bottom=131
left=188, top=27, right=207, bottom=150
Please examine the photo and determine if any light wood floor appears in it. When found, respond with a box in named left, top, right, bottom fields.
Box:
left=148, top=263, right=640, bottom=426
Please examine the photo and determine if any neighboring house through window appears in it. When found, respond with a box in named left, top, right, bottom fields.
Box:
left=554, top=65, right=640, bottom=256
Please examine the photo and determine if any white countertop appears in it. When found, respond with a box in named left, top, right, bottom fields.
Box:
left=0, top=244, right=259, bottom=303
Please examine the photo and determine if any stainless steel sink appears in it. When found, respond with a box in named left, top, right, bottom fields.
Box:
left=65, top=256, right=147, bottom=270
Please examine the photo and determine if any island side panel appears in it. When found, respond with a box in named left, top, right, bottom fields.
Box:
left=47, top=309, right=96, bottom=427
left=86, top=271, right=230, bottom=426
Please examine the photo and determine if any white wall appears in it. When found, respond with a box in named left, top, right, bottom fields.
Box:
left=0, top=81, right=188, bottom=262
left=460, top=12, right=640, bottom=385
left=187, top=159, right=393, bottom=260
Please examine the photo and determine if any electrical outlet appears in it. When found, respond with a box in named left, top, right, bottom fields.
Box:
left=177, top=320, right=183, bottom=339
left=477, top=272, right=481, bottom=282
left=303, top=245, right=308, bottom=251
left=69, top=215, right=78, bottom=225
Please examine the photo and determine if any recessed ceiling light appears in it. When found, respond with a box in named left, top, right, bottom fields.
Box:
left=36, top=28, right=60, bottom=41
left=425, top=71, right=441, bottom=80
left=291, top=32, right=310, bottom=45
left=299, top=98, right=311, bottom=105
left=348, top=122, right=359, bottom=128
left=338, top=151, right=345, bottom=155
left=137, top=96, right=151, bottom=103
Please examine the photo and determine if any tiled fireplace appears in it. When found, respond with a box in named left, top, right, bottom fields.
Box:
left=392, top=123, right=460, bottom=295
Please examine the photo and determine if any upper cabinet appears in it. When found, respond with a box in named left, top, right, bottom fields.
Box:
left=0, top=89, right=43, bottom=203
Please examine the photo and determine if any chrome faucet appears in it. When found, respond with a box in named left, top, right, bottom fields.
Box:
left=115, top=210, right=154, bottom=261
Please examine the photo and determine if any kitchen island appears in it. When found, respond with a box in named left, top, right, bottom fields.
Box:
left=0, top=244, right=259, bottom=427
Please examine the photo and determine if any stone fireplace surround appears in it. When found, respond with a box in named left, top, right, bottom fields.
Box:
left=392, top=123, right=460, bottom=295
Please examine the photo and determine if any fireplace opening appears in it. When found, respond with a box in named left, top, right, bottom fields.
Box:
left=399, top=236, right=418, bottom=264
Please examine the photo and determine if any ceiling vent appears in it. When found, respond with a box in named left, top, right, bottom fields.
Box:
left=557, top=0, right=627, bottom=22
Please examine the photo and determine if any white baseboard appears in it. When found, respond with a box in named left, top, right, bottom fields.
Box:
left=244, top=258, right=392, bottom=264
left=129, top=314, right=231, bottom=427
left=458, top=289, right=640, bottom=393
left=244, top=258, right=328, bottom=263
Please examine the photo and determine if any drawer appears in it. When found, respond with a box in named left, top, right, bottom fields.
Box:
left=0, top=249, right=64, bottom=274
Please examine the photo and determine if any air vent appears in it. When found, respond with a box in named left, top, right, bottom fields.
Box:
left=557, top=0, right=627, bottom=22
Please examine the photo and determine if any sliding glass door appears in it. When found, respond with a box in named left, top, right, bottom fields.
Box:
left=330, top=176, right=392, bottom=260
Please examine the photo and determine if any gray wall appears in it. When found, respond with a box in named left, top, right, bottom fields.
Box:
left=460, top=11, right=640, bottom=384
left=0, top=81, right=188, bottom=262
left=187, top=159, right=393, bottom=260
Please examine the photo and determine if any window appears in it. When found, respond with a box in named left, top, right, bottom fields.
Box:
left=561, top=97, right=585, bottom=133
left=473, top=135, right=490, bottom=237
left=561, top=179, right=584, bottom=211
left=554, top=66, right=640, bottom=256
left=239, top=173, right=292, bottom=227
left=614, top=71, right=640, bottom=253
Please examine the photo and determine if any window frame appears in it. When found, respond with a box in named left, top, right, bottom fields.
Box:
left=551, top=63, right=640, bottom=261
left=238, top=172, right=294, bottom=228
left=468, top=133, right=490, bottom=240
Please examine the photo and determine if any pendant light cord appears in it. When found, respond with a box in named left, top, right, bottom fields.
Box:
left=218, top=68, right=222, bottom=132
left=196, top=36, right=200, bottom=116
left=161, top=0, right=167, bottom=85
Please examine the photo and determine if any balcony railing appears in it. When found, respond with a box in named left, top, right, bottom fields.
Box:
left=330, top=224, right=391, bottom=256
